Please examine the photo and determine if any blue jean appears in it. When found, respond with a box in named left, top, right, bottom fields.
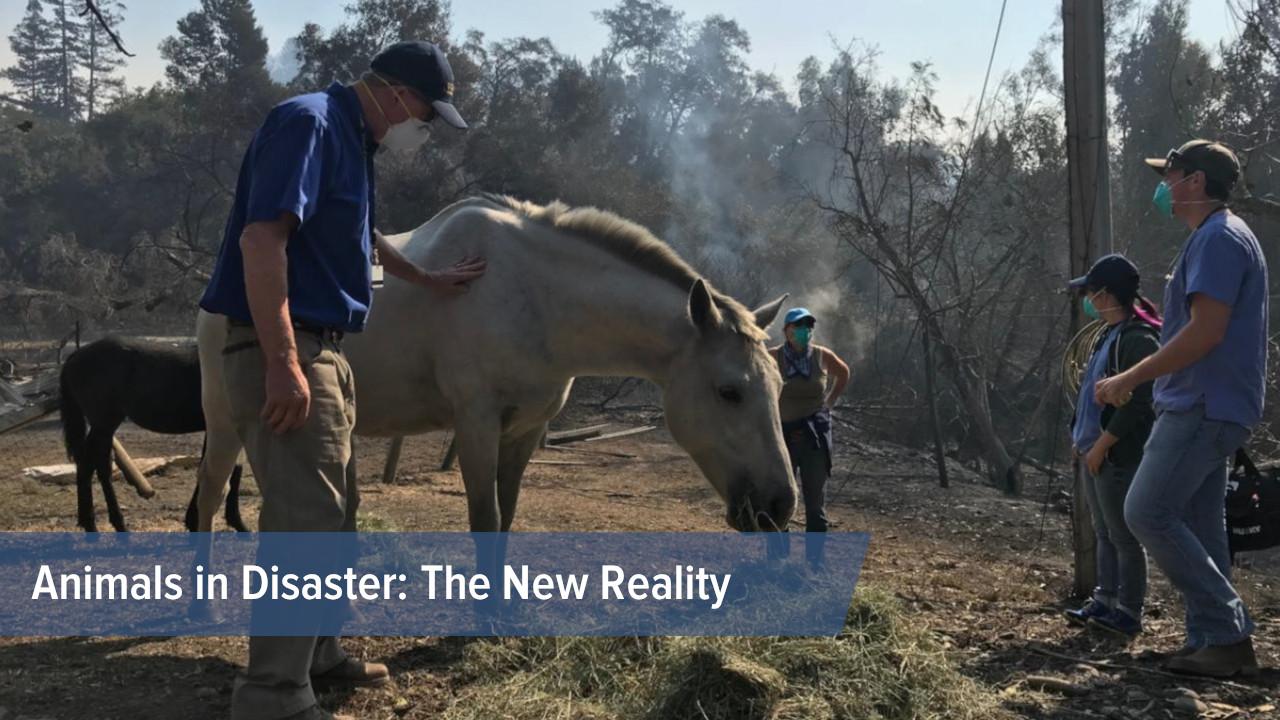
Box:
left=1123, top=406, right=1254, bottom=647
left=1083, top=462, right=1147, bottom=618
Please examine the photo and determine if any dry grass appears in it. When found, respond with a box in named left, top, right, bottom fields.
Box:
left=439, top=586, right=1012, bottom=720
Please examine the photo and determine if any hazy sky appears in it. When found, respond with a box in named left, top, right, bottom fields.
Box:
left=0, top=0, right=1244, bottom=119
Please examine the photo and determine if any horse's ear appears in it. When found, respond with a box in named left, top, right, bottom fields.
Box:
left=688, top=278, right=723, bottom=333
left=752, top=294, right=789, bottom=330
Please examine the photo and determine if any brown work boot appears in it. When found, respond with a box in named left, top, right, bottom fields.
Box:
left=281, top=705, right=354, bottom=720
left=1165, top=638, right=1260, bottom=678
left=311, top=658, right=391, bottom=691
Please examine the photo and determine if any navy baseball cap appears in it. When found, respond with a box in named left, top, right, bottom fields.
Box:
left=784, top=307, right=816, bottom=326
left=371, top=41, right=467, bottom=130
left=1068, top=253, right=1140, bottom=294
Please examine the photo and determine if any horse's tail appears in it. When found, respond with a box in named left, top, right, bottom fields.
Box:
left=59, top=364, right=85, bottom=463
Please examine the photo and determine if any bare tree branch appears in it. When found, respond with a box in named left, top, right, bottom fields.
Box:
left=79, top=0, right=135, bottom=57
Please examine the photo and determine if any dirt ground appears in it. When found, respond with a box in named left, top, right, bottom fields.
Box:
left=0, top=393, right=1276, bottom=720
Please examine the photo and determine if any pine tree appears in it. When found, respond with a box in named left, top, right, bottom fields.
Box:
left=160, top=0, right=269, bottom=91
left=2, top=0, right=60, bottom=116
left=46, top=0, right=86, bottom=120
left=80, top=0, right=128, bottom=118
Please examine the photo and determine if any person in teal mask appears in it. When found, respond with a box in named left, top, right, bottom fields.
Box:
left=1096, top=139, right=1268, bottom=677
left=771, top=309, right=851, bottom=563
left=1064, top=254, right=1162, bottom=639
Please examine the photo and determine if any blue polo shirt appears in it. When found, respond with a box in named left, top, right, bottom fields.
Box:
left=1155, top=210, right=1269, bottom=427
left=200, top=82, right=377, bottom=333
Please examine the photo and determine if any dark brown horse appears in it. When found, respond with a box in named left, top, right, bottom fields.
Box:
left=59, top=336, right=244, bottom=532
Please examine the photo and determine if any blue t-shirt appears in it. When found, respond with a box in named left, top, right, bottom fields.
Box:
left=200, top=82, right=377, bottom=333
left=1155, top=210, right=1269, bottom=427
left=1072, top=324, right=1121, bottom=453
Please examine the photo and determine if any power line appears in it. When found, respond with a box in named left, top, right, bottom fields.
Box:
left=967, top=0, right=1010, bottom=153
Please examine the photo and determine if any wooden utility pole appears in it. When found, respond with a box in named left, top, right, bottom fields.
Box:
left=1063, top=0, right=1113, bottom=596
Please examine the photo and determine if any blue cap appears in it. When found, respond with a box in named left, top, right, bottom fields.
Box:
left=1068, top=253, right=1140, bottom=294
left=371, top=41, right=467, bottom=130
left=784, top=307, right=815, bottom=326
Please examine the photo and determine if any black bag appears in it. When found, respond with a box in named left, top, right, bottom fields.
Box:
left=1226, top=450, right=1280, bottom=557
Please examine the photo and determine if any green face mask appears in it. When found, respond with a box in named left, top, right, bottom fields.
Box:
left=1152, top=175, right=1191, bottom=218
left=1082, top=295, right=1100, bottom=320
left=793, top=326, right=813, bottom=346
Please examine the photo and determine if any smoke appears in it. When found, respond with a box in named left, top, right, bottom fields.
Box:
left=267, top=38, right=302, bottom=85
left=652, top=64, right=873, bottom=364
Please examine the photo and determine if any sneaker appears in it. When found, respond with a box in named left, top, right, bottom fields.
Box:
left=1064, top=600, right=1109, bottom=627
left=1165, top=638, right=1260, bottom=678
left=1088, top=608, right=1142, bottom=639
left=311, top=658, right=391, bottom=691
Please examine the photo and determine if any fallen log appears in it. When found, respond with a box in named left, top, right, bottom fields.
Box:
left=544, top=444, right=637, bottom=459
left=546, top=424, right=611, bottom=444
left=25, top=454, right=195, bottom=487
left=584, top=426, right=657, bottom=443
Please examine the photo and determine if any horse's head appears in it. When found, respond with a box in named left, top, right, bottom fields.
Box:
left=663, top=279, right=797, bottom=531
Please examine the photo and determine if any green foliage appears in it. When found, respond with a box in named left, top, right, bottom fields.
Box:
left=3, top=0, right=61, bottom=117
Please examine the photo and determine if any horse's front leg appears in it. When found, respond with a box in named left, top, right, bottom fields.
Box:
left=496, top=423, right=546, bottom=532
left=195, top=424, right=243, bottom=532
left=454, top=411, right=502, bottom=533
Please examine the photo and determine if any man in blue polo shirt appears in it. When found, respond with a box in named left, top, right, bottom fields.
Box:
left=1096, top=140, right=1268, bottom=678
left=202, top=41, right=486, bottom=720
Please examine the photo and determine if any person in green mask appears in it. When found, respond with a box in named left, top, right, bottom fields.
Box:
left=771, top=308, right=850, bottom=564
left=1096, top=139, right=1268, bottom=677
left=1064, top=254, right=1162, bottom=639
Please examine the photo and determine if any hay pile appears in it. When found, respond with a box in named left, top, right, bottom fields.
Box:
left=440, top=587, right=1009, bottom=720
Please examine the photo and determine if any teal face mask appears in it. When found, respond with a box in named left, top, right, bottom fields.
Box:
left=1152, top=175, right=1191, bottom=218
left=793, top=326, right=813, bottom=346
left=1082, top=295, right=1100, bottom=320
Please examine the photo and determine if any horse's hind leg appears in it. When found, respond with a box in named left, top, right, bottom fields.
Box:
left=224, top=465, right=247, bottom=532
left=89, top=427, right=127, bottom=532
left=74, top=444, right=97, bottom=532
left=496, top=423, right=546, bottom=532
left=184, top=483, right=199, bottom=531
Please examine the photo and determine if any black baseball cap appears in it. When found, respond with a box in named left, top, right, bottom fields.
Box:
left=370, top=41, right=467, bottom=130
left=1068, top=253, right=1140, bottom=294
left=1144, top=139, right=1239, bottom=188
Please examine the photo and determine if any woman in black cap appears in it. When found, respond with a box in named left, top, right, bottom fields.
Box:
left=1063, top=254, right=1162, bottom=639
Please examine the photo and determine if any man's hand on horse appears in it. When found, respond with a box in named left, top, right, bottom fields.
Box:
left=425, top=255, right=487, bottom=295
left=262, top=353, right=311, bottom=434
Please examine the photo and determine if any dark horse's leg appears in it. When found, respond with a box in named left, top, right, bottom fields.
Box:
left=185, top=464, right=246, bottom=532
left=184, top=483, right=198, bottom=531
left=74, top=438, right=97, bottom=533
left=88, top=426, right=128, bottom=532
left=225, top=465, right=246, bottom=532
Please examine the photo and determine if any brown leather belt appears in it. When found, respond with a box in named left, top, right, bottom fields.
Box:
left=225, top=318, right=344, bottom=354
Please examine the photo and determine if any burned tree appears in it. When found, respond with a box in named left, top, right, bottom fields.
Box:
left=803, top=52, right=1067, bottom=495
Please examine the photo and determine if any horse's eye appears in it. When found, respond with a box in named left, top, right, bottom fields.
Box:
left=718, top=386, right=742, bottom=403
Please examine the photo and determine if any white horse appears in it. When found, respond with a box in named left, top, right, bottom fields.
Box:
left=195, top=195, right=796, bottom=534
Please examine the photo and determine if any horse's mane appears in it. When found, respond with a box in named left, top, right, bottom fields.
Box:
left=481, top=194, right=766, bottom=341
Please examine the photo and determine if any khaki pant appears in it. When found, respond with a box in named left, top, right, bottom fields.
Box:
left=223, top=324, right=360, bottom=720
